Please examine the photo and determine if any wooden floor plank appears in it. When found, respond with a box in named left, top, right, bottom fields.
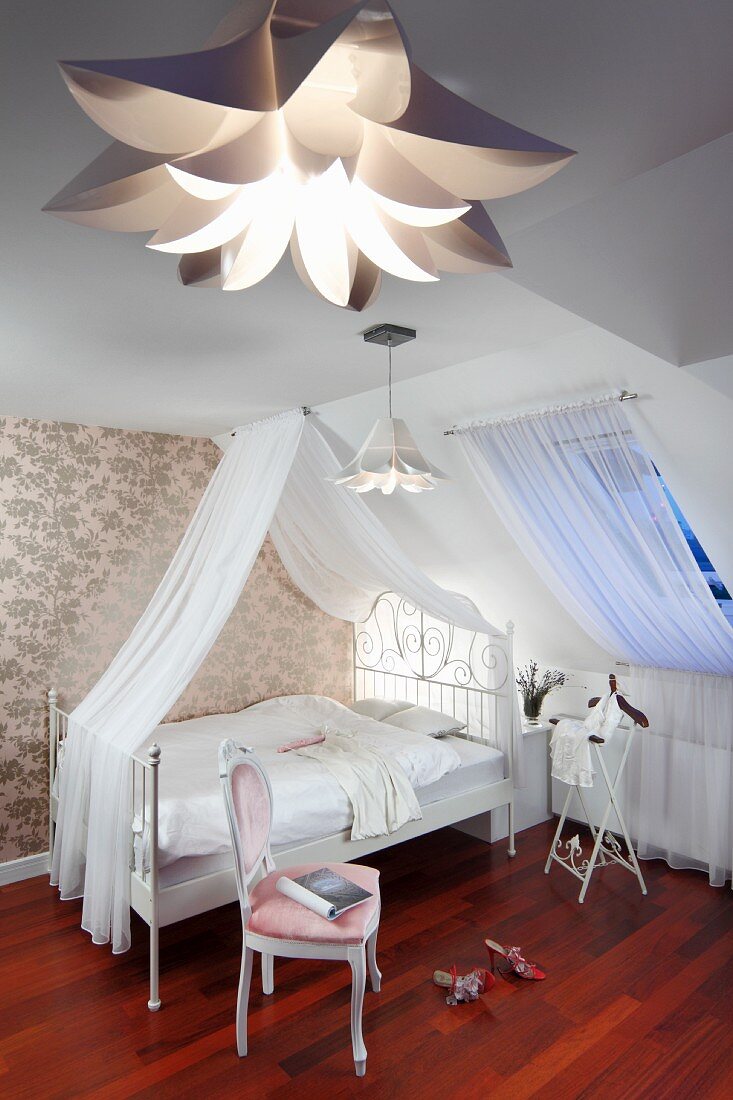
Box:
left=1, top=820, right=731, bottom=1098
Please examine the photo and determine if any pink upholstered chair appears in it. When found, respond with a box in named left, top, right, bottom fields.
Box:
left=218, top=739, right=381, bottom=1077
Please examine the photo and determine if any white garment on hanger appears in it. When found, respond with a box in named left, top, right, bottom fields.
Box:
left=550, top=693, right=623, bottom=787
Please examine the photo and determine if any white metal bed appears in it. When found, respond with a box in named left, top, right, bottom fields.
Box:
left=48, top=593, right=516, bottom=1011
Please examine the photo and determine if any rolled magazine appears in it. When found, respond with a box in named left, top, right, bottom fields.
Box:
left=276, top=866, right=372, bottom=921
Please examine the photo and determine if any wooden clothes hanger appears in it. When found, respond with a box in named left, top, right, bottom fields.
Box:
left=587, top=673, right=649, bottom=741
left=548, top=672, right=649, bottom=739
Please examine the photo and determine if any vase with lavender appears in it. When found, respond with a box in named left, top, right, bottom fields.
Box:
left=516, top=661, right=567, bottom=724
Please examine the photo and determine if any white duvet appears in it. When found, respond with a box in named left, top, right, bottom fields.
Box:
left=140, top=695, right=461, bottom=867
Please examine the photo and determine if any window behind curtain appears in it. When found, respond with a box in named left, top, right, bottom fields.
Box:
left=655, top=468, right=733, bottom=628
left=560, top=430, right=732, bottom=626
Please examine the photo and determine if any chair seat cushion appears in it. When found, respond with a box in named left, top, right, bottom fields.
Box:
left=246, top=862, right=380, bottom=945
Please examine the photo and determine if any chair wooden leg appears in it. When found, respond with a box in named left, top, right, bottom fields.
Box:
left=262, top=952, right=274, bottom=995
left=236, top=945, right=254, bottom=1058
left=348, top=945, right=368, bottom=1077
left=366, top=926, right=381, bottom=993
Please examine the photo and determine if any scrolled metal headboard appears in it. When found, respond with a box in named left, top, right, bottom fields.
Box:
left=353, top=593, right=515, bottom=750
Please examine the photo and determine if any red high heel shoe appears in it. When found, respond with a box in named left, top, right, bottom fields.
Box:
left=433, top=964, right=495, bottom=1003
left=485, top=939, right=546, bottom=981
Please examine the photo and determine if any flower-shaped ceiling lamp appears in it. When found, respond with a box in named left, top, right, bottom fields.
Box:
left=331, top=324, right=448, bottom=494
left=44, top=0, right=575, bottom=310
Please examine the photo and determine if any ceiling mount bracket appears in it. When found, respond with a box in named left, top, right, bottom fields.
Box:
left=362, top=324, right=417, bottom=347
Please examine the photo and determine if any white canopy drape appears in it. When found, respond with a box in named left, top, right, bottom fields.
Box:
left=52, top=409, right=304, bottom=951
left=273, top=420, right=525, bottom=783
left=457, top=396, right=733, bottom=884
left=53, top=409, right=509, bottom=952
left=271, top=419, right=495, bottom=633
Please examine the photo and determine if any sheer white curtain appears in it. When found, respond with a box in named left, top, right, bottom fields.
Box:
left=631, top=666, right=733, bottom=884
left=458, top=396, right=733, bottom=883
left=54, top=411, right=511, bottom=953
left=52, top=409, right=305, bottom=952
left=271, top=420, right=523, bottom=777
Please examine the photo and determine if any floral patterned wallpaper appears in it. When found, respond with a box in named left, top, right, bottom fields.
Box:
left=0, top=416, right=351, bottom=862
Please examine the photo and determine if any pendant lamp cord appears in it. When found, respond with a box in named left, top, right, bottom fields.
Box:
left=387, top=337, right=393, bottom=418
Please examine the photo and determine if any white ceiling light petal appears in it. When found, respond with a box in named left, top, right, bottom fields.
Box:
left=56, top=63, right=264, bottom=156
left=147, top=187, right=256, bottom=253
left=41, top=144, right=181, bottom=232
left=331, top=325, right=448, bottom=495
left=294, top=161, right=356, bottom=306
left=345, top=180, right=439, bottom=282
left=369, top=191, right=471, bottom=229
left=356, top=124, right=470, bottom=227
left=165, top=165, right=241, bottom=202
left=423, top=200, right=515, bottom=273
left=45, top=0, right=575, bottom=309
left=171, top=113, right=285, bottom=187
left=221, top=174, right=298, bottom=290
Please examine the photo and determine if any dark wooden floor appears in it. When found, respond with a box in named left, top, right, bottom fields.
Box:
left=1, top=820, right=732, bottom=1099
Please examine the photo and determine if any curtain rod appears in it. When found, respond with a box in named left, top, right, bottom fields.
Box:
left=230, top=406, right=311, bottom=437
left=443, top=390, right=638, bottom=436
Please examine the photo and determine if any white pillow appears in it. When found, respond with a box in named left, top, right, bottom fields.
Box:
left=385, top=705, right=466, bottom=738
left=348, top=697, right=413, bottom=721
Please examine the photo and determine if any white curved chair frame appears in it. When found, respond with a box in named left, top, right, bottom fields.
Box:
left=218, top=739, right=381, bottom=1077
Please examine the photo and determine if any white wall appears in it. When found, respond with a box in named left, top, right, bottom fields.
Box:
left=683, top=354, right=733, bottom=401
left=314, top=326, right=732, bottom=684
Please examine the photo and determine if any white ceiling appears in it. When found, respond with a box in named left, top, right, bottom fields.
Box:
left=2, top=0, right=731, bottom=436
left=506, top=134, right=733, bottom=366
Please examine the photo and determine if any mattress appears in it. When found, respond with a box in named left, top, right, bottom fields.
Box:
left=418, top=735, right=505, bottom=803
left=156, top=730, right=505, bottom=889
left=141, top=694, right=467, bottom=869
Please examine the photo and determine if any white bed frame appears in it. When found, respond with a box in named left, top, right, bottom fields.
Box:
left=48, top=594, right=516, bottom=1011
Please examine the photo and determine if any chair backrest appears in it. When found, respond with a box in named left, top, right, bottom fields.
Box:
left=219, top=740, right=275, bottom=916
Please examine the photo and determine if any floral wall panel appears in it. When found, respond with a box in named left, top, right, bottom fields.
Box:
left=0, top=416, right=351, bottom=861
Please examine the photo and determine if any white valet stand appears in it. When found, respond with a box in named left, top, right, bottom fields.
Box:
left=544, top=675, right=648, bottom=904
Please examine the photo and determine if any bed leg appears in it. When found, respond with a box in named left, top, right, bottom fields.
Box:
left=147, top=743, right=161, bottom=1011
left=148, top=920, right=161, bottom=1012
left=48, top=688, right=58, bottom=873
left=507, top=799, right=517, bottom=858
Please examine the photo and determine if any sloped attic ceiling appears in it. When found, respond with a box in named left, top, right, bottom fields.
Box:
left=2, top=0, right=731, bottom=436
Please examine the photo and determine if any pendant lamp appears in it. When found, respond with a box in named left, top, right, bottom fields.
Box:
left=43, top=0, right=575, bottom=310
left=331, top=325, right=448, bottom=494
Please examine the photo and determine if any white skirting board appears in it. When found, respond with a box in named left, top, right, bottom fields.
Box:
left=0, top=852, right=50, bottom=886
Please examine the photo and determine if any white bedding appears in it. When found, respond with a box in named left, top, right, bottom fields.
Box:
left=140, top=695, right=462, bottom=867
left=152, top=736, right=506, bottom=888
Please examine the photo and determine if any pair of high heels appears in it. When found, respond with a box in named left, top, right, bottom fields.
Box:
left=433, top=939, right=545, bottom=1004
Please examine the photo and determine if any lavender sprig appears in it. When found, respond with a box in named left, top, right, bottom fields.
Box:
left=516, top=660, right=567, bottom=711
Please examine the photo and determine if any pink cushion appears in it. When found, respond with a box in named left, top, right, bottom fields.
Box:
left=231, top=761, right=271, bottom=875
left=246, top=863, right=380, bottom=946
